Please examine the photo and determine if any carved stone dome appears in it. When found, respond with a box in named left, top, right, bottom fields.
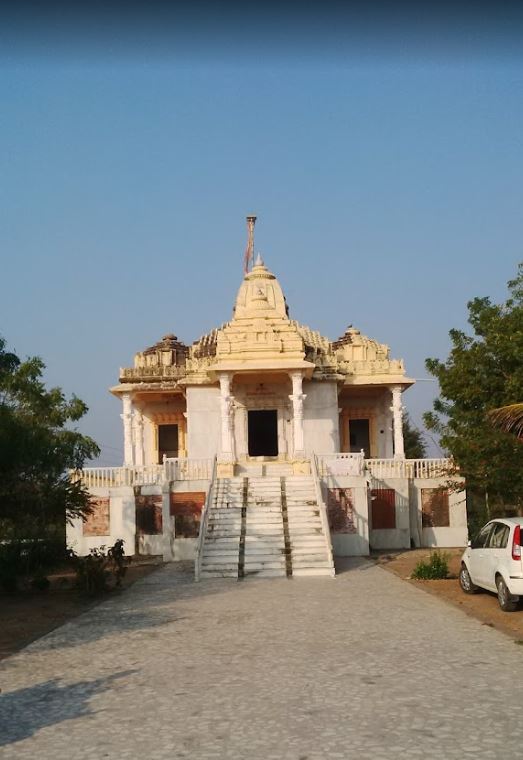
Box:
left=233, top=255, right=288, bottom=320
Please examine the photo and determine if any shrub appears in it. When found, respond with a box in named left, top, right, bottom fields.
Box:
left=107, top=539, right=127, bottom=587
left=411, top=551, right=449, bottom=580
left=0, top=535, right=68, bottom=584
left=71, top=539, right=128, bottom=595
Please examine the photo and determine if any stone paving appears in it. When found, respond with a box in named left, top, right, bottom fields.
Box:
left=1, top=559, right=523, bottom=759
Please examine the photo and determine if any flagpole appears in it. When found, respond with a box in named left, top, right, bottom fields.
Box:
left=243, top=215, right=257, bottom=274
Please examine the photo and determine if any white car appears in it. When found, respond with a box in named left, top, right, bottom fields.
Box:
left=460, top=517, right=523, bottom=612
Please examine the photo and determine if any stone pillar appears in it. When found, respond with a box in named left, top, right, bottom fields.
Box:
left=289, top=371, right=306, bottom=458
left=121, top=393, right=134, bottom=466
left=181, top=412, right=188, bottom=457
left=218, top=372, right=235, bottom=467
left=134, top=409, right=144, bottom=466
left=390, top=385, right=405, bottom=460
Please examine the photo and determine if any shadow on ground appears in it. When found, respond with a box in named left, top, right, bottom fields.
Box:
left=0, top=669, right=136, bottom=747
left=333, top=556, right=375, bottom=575
left=15, top=559, right=379, bottom=653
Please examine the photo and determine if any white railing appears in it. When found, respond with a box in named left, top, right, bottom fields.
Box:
left=164, top=458, right=214, bottom=481
left=195, top=456, right=217, bottom=582
left=411, top=458, right=454, bottom=479
left=365, top=458, right=453, bottom=480
left=72, top=467, right=133, bottom=488
left=311, top=455, right=336, bottom=577
left=77, top=458, right=214, bottom=489
left=315, top=455, right=453, bottom=480
left=316, top=452, right=365, bottom=477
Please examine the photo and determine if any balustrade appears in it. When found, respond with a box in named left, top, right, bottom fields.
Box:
left=77, top=458, right=213, bottom=488
left=76, top=456, right=452, bottom=489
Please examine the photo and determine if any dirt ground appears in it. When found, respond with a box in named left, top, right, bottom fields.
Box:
left=0, top=559, right=162, bottom=661
left=374, top=548, right=523, bottom=642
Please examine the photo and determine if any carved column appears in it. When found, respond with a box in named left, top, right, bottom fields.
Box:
left=134, top=409, right=144, bottom=466
left=390, top=385, right=405, bottom=460
left=121, top=393, right=134, bottom=466
left=218, top=372, right=235, bottom=462
left=289, top=371, right=306, bottom=458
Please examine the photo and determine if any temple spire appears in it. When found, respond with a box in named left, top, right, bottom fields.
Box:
left=243, top=215, right=257, bottom=274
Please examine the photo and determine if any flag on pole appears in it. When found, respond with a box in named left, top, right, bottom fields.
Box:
left=243, top=215, right=257, bottom=274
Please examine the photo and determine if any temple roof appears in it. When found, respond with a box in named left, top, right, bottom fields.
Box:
left=112, top=239, right=413, bottom=392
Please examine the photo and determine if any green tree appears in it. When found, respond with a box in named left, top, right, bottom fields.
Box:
left=424, top=264, right=523, bottom=510
left=0, top=336, right=100, bottom=540
left=402, top=413, right=427, bottom=459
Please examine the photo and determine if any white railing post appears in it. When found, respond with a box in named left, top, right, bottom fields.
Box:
left=310, top=454, right=335, bottom=578
left=195, top=456, right=217, bottom=582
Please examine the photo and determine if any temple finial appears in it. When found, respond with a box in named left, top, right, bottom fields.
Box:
left=255, top=253, right=264, bottom=266
left=243, top=215, right=257, bottom=275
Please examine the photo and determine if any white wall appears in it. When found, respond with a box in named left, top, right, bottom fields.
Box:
left=303, top=380, right=340, bottom=455
left=320, top=475, right=370, bottom=556
left=368, top=476, right=411, bottom=551
left=411, top=478, right=468, bottom=548
left=186, top=386, right=220, bottom=459
left=162, top=480, right=212, bottom=562
left=66, top=486, right=136, bottom=556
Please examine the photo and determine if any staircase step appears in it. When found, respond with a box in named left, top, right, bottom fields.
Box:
left=243, top=568, right=287, bottom=578
left=290, top=547, right=328, bottom=556
left=292, top=556, right=332, bottom=566
left=292, top=567, right=334, bottom=577
left=243, top=546, right=284, bottom=556
left=202, top=562, right=239, bottom=571
left=243, top=561, right=286, bottom=570
left=200, top=570, right=238, bottom=578
left=244, top=540, right=285, bottom=550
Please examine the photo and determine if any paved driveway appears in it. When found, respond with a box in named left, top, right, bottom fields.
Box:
left=1, top=559, right=523, bottom=759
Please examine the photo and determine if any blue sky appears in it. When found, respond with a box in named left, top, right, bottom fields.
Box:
left=1, top=7, right=522, bottom=463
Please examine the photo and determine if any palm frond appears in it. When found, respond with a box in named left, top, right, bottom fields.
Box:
left=488, top=403, right=523, bottom=438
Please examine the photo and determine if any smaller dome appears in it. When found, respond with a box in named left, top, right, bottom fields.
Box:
left=233, top=259, right=288, bottom=319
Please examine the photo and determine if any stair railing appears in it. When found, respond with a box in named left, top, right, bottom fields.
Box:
left=311, top=454, right=336, bottom=577
left=194, top=456, right=217, bottom=582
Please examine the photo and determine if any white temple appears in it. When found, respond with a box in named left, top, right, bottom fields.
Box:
left=69, top=218, right=467, bottom=578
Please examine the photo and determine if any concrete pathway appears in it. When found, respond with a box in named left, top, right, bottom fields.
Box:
left=1, top=559, right=523, bottom=759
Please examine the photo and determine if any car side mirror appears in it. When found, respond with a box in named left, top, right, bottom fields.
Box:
left=467, top=539, right=471, bottom=547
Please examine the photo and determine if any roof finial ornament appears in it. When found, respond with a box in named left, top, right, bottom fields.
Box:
left=243, top=215, right=257, bottom=275
left=255, top=252, right=264, bottom=267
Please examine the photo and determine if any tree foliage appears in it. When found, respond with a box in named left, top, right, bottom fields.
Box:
left=402, top=413, right=427, bottom=459
left=424, top=264, right=523, bottom=507
left=489, top=403, right=523, bottom=439
left=0, top=336, right=100, bottom=538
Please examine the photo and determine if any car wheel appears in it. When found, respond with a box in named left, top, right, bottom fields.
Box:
left=459, top=563, right=479, bottom=594
left=496, top=575, right=518, bottom=612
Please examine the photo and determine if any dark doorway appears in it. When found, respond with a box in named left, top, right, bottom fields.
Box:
left=349, top=419, right=370, bottom=457
left=158, top=424, right=179, bottom=462
left=248, top=410, right=278, bottom=456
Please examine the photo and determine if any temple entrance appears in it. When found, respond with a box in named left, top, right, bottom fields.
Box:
left=158, top=424, right=179, bottom=463
left=248, top=410, right=278, bottom=456
left=349, top=419, right=370, bottom=457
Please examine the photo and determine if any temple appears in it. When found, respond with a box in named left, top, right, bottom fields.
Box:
left=69, top=218, right=467, bottom=578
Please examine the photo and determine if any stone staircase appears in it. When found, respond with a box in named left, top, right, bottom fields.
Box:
left=199, top=473, right=335, bottom=579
